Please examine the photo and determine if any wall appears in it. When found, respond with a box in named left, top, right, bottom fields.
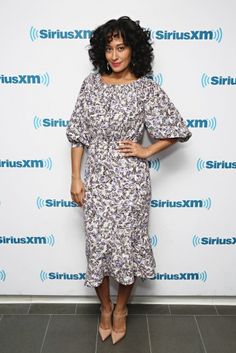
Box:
left=0, top=0, right=235, bottom=297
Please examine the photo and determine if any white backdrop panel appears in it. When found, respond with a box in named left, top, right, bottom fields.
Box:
left=0, top=0, right=235, bottom=296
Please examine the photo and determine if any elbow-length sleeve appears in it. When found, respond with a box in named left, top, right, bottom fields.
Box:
left=143, top=80, right=192, bottom=142
left=66, top=77, right=90, bottom=148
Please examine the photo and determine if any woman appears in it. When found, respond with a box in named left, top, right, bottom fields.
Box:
left=66, top=16, right=191, bottom=344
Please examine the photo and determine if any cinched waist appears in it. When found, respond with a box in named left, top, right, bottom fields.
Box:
left=90, top=137, right=138, bottom=146
left=89, top=138, right=120, bottom=149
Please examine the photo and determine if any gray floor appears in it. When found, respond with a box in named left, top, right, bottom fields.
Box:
left=0, top=303, right=236, bottom=353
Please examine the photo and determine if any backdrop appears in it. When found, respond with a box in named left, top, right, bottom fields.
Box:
left=0, top=0, right=235, bottom=297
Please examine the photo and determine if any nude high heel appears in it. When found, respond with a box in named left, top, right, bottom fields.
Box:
left=111, top=307, right=128, bottom=344
left=98, top=302, right=114, bottom=341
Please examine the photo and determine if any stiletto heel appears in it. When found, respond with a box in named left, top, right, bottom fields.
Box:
left=98, top=302, right=114, bottom=341
left=111, top=307, right=128, bottom=344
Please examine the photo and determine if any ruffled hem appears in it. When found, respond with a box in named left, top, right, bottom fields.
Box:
left=84, top=269, right=156, bottom=288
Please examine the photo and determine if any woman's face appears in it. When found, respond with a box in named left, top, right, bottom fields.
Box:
left=105, top=33, right=132, bottom=74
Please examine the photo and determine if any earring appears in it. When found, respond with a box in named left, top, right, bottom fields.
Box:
left=107, top=62, right=110, bottom=71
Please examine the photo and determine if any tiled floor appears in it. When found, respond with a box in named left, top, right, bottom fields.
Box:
left=0, top=303, right=236, bottom=353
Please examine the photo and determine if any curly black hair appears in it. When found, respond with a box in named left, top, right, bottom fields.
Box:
left=88, top=16, right=154, bottom=78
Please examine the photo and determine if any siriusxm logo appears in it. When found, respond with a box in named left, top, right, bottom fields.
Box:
left=30, top=26, right=222, bottom=43
left=193, top=235, right=236, bottom=247
left=40, top=270, right=86, bottom=281
left=33, top=116, right=69, bottom=129
left=150, top=28, right=222, bottom=42
left=197, top=159, right=236, bottom=171
left=150, top=234, right=158, bottom=247
left=148, top=158, right=160, bottom=171
left=201, top=74, right=236, bottom=87
left=0, top=158, right=52, bottom=170
left=0, top=73, right=50, bottom=86
left=30, top=27, right=92, bottom=41
left=187, top=117, right=217, bottom=130
left=0, top=269, right=6, bottom=282
left=150, top=271, right=207, bottom=282
left=37, top=197, right=78, bottom=209
left=151, top=198, right=212, bottom=209
left=0, top=234, right=55, bottom=246
left=147, top=73, right=163, bottom=86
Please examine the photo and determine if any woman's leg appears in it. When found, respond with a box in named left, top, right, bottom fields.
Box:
left=95, top=276, right=113, bottom=329
left=113, top=278, right=136, bottom=331
left=115, top=278, right=136, bottom=311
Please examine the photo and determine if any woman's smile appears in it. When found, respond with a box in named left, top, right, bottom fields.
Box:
left=111, top=62, right=121, bottom=67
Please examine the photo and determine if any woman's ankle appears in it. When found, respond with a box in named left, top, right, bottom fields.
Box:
left=113, top=304, right=128, bottom=314
left=101, top=300, right=113, bottom=312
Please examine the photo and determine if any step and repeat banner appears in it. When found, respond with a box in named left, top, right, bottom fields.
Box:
left=0, top=0, right=235, bottom=296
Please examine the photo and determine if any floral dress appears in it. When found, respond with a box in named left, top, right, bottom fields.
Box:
left=66, top=72, right=191, bottom=287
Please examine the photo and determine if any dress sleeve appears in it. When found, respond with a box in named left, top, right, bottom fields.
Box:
left=66, top=76, right=90, bottom=148
left=143, top=80, right=192, bottom=142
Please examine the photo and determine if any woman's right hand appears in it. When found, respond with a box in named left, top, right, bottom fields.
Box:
left=70, top=177, right=86, bottom=207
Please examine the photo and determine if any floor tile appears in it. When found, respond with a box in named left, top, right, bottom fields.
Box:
left=97, top=314, right=150, bottom=353
left=0, top=314, right=49, bottom=353
left=0, top=303, right=234, bottom=353
left=29, top=303, right=76, bottom=314
left=148, top=315, right=205, bottom=353
left=170, top=304, right=217, bottom=315
left=196, top=315, right=236, bottom=353
left=41, top=314, right=97, bottom=353
left=0, top=304, right=30, bottom=314
left=76, top=303, right=100, bottom=314
left=216, top=305, right=236, bottom=315
left=127, top=303, right=169, bottom=315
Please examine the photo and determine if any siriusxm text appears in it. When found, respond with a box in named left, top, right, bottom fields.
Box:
left=154, top=30, right=216, bottom=40
left=0, top=236, right=48, bottom=245
left=200, top=237, right=236, bottom=245
left=47, top=272, right=85, bottom=280
left=41, top=119, right=68, bottom=127
left=40, top=199, right=78, bottom=207
left=151, top=272, right=201, bottom=280
left=1, top=75, right=42, bottom=84
left=208, top=76, right=236, bottom=85
left=151, top=199, right=204, bottom=208
left=37, top=29, right=92, bottom=39
left=1, top=159, right=46, bottom=168
left=204, top=161, right=236, bottom=169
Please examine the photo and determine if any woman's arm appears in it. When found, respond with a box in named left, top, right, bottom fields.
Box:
left=70, top=146, right=86, bottom=207
left=71, top=146, right=84, bottom=179
left=144, top=138, right=178, bottom=158
left=117, top=138, right=178, bottom=159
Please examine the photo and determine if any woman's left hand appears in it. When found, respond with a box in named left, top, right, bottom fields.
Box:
left=116, top=140, right=149, bottom=159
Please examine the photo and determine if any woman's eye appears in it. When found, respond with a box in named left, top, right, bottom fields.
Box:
left=105, top=46, right=125, bottom=52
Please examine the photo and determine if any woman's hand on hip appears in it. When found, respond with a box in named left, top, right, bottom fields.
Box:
left=70, top=177, right=86, bottom=207
left=116, top=140, right=149, bottom=159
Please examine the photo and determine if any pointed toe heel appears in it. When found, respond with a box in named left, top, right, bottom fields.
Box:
left=111, top=307, right=128, bottom=344
left=98, top=326, right=112, bottom=341
left=111, top=329, right=126, bottom=344
left=98, top=302, right=114, bottom=341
